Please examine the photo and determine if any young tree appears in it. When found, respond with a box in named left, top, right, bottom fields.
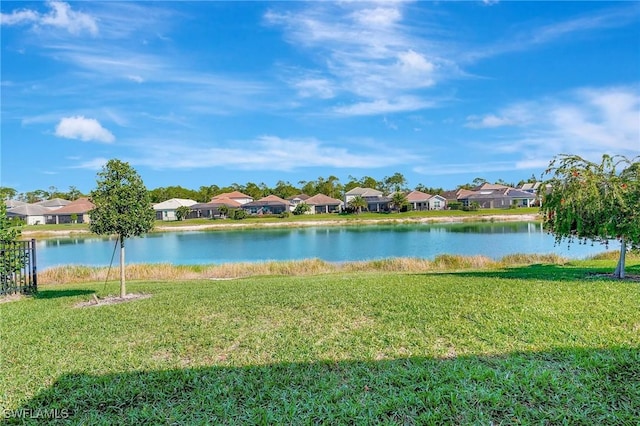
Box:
left=218, top=204, right=229, bottom=219
left=89, top=159, right=155, bottom=297
left=176, top=206, right=191, bottom=221
left=540, top=154, right=639, bottom=279
left=1, top=203, right=23, bottom=288
left=293, top=202, right=311, bottom=215
left=391, top=191, right=408, bottom=212
left=348, top=195, right=368, bottom=214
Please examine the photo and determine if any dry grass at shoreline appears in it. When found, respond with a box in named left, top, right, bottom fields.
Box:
left=39, top=253, right=570, bottom=284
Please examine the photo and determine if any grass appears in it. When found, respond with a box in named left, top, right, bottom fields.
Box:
left=1, top=256, right=639, bottom=424
left=37, top=253, right=571, bottom=284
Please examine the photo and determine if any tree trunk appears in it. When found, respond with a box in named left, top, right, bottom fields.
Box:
left=614, top=238, right=626, bottom=279
left=119, top=235, right=126, bottom=298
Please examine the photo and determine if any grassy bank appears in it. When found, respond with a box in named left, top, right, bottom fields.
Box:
left=2, top=257, right=639, bottom=424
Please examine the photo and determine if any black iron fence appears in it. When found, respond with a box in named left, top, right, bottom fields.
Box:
left=1, top=239, right=37, bottom=295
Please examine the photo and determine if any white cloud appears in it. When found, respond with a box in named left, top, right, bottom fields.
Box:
left=294, top=78, right=335, bottom=99
left=466, top=85, right=640, bottom=166
left=71, top=157, right=109, bottom=170
left=55, top=116, right=115, bottom=143
left=265, top=3, right=447, bottom=113
left=1, top=1, right=98, bottom=35
left=126, top=135, right=416, bottom=171
left=333, top=97, right=435, bottom=116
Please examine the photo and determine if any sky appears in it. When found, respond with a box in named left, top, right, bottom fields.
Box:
left=1, top=1, right=639, bottom=195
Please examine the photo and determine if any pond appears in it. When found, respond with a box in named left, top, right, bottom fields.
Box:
left=35, top=222, right=617, bottom=270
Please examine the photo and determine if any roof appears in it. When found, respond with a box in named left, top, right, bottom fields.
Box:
left=35, top=198, right=71, bottom=208
left=244, top=194, right=290, bottom=207
left=519, top=182, right=541, bottom=191
left=474, top=183, right=510, bottom=191
left=5, top=204, right=51, bottom=216
left=305, top=194, right=342, bottom=205
left=345, top=187, right=383, bottom=197
left=406, top=190, right=432, bottom=202
left=287, top=194, right=310, bottom=201
left=192, top=197, right=242, bottom=208
left=49, top=198, right=95, bottom=214
left=212, top=191, right=252, bottom=200
left=153, top=198, right=198, bottom=210
left=5, top=199, right=27, bottom=209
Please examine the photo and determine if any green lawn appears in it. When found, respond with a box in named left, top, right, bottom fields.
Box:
left=1, top=260, right=639, bottom=424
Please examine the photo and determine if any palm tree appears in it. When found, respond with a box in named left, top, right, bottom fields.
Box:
left=391, top=192, right=408, bottom=212
left=348, top=195, right=367, bottom=214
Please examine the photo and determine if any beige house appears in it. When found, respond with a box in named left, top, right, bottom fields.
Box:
left=305, top=194, right=343, bottom=214
left=153, top=198, right=198, bottom=221
left=46, top=198, right=95, bottom=224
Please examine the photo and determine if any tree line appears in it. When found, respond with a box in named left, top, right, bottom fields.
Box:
left=1, top=173, right=541, bottom=204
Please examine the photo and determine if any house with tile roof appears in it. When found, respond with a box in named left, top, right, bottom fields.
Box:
left=305, top=194, right=343, bottom=214
left=458, top=188, right=536, bottom=209
left=243, top=195, right=291, bottom=215
left=191, top=197, right=243, bottom=218
left=211, top=191, right=253, bottom=205
left=46, top=198, right=95, bottom=224
left=344, top=187, right=391, bottom=212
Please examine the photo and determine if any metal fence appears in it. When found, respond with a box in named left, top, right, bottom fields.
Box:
left=1, top=239, right=37, bottom=295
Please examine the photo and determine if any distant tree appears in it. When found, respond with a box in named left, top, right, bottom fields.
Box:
left=274, top=181, right=299, bottom=199
left=316, top=175, right=343, bottom=199
left=176, top=206, right=191, bottom=221
left=70, top=213, right=78, bottom=224
left=414, top=184, right=444, bottom=195
left=391, top=192, right=409, bottom=212
left=383, top=172, right=408, bottom=194
left=0, top=187, right=17, bottom=201
left=348, top=195, right=368, bottom=214
left=198, top=185, right=219, bottom=203
left=540, top=154, right=640, bottom=279
left=472, top=177, right=487, bottom=187
left=148, top=186, right=199, bottom=203
left=243, top=182, right=265, bottom=200
left=293, top=202, right=311, bottom=215
left=345, top=175, right=382, bottom=192
left=299, top=180, right=317, bottom=196
left=89, top=159, right=155, bottom=298
left=66, top=186, right=83, bottom=201
left=23, top=190, right=49, bottom=203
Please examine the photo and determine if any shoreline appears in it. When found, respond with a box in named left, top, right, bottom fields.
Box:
left=21, top=213, right=541, bottom=239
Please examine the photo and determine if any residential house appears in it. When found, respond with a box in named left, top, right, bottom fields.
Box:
left=305, top=194, right=343, bottom=214
left=191, top=197, right=242, bottom=218
left=344, top=187, right=391, bottom=212
left=5, top=204, right=51, bottom=225
left=211, top=191, right=253, bottom=205
left=243, top=195, right=291, bottom=215
left=46, top=198, right=95, bottom=224
left=458, top=188, right=536, bottom=209
left=287, top=194, right=310, bottom=210
left=153, top=198, right=198, bottom=221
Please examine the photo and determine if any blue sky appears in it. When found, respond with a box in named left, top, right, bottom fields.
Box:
left=2, top=1, right=639, bottom=194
